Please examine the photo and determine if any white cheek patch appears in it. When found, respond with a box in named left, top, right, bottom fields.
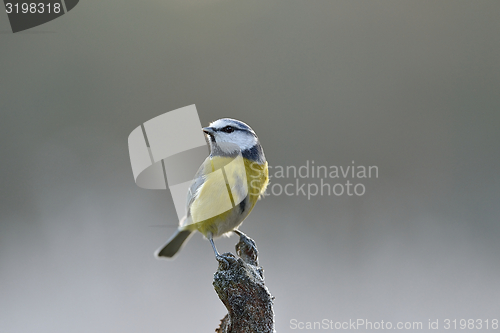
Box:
left=216, top=132, right=257, bottom=152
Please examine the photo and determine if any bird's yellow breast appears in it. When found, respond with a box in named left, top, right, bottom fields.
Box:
left=186, top=156, right=268, bottom=237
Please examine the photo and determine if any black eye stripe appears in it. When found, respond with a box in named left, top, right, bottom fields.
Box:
left=219, top=126, right=236, bottom=133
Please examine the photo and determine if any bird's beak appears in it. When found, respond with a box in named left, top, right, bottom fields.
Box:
left=202, top=127, right=216, bottom=142
left=202, top=127, right=214, bottom=135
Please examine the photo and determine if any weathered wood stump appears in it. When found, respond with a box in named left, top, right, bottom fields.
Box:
left=213, top=232, right=275, bottom=333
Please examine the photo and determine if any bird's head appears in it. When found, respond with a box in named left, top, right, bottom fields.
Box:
left=203, top=118, right=259, bottom=157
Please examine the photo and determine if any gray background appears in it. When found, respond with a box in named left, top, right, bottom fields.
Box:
left=1, top=1, right=499, bottom=332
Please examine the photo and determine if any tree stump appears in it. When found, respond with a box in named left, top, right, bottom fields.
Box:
left=213, top=232, right=275, bottom=333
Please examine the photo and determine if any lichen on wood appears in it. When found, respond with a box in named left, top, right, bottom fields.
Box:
left=213, top=231, right=275, bottom=333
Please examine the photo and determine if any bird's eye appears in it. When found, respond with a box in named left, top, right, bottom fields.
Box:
left=221, top=126, right=235, bottom=133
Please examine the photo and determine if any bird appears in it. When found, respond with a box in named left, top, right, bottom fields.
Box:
left=155, top=118, right=269, bottom=259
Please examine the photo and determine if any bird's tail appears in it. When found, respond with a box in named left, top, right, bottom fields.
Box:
left=155, top=229, right=193, bottom=259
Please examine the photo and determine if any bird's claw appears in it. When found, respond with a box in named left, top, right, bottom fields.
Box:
left=216, top=252, right=237, bottom=270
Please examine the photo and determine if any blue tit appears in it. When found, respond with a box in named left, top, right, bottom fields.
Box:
left=155, top=118, right=269, bottom=259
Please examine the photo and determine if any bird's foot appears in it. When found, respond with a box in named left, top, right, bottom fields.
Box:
left=216, top=252, right=238, bottom=270
left=235, top=232, right=259, bottom=266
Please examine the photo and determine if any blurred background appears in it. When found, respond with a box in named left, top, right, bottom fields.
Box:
left=1, top=1, right=499, bottom=332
